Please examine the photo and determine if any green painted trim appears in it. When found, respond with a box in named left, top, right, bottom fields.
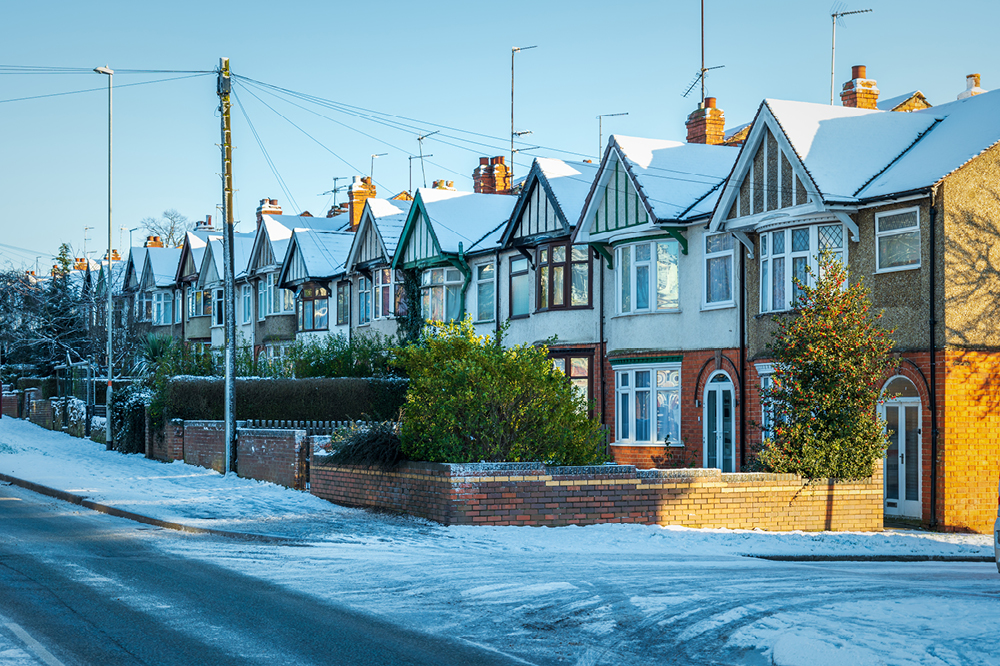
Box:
left=609, top=355, right=683, bottom=366
left=590, top=242, right=614, bottom=269
left=609, top=231, right=688, bottom=256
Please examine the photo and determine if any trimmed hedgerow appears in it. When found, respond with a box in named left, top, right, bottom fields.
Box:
left=110, top=383, right=153, bottom=454
left=161, top=376, right=408, bottom=422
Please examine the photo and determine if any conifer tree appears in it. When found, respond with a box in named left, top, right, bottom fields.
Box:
left=758, top=252, right=894, bottom=480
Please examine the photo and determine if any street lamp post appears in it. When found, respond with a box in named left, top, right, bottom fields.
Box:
left=94, top=65, right=113, bottom=450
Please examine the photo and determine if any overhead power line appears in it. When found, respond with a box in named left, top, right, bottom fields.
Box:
left=0, top=72, right=214, bottom=105
left=231, top=88, right=301, bottom=214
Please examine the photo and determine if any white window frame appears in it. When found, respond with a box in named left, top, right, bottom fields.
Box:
left=257, top=279, right=267, bottom=321
left=174, top=289, right=183, bottom=323
left=614, top=362, right=682, bottom=446
left=616, top=240, right=680, bottom=316
left=374, top=268, right=403, bottom=320
left=875, top=206, right=921, bottom=274
left=212, top=288, right=224, bottom=327
left=421, top=267, right=463, bottom=322
left=152, top=291, right=173, bottom=326
left=759, top=223, right=847, bottom=313
left=755, top=362, right=775, bottom=442
left=358, top=275, right=372, bottom=325
left=475, top=262, right=495, bottom=323
left=703, top=233, right=735, bottom=309
left=241, top=284, right=252, bottom=324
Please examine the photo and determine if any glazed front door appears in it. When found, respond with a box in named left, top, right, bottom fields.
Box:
left=704, top=373, right=734, bottom=473
left=883, top=402, right=921, bottom=518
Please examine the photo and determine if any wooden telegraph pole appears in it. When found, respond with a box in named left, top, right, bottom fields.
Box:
left=218, top=57, right=237, bottom=474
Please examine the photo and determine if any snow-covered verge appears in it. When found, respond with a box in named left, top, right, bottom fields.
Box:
left=0, top=417, right=991, bottom=558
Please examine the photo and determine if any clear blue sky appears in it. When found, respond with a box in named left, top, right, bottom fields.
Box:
left=2, top=0, right=997, bottom=268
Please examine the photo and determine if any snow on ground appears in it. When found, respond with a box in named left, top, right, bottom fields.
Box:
left=2, top=418, right=999, bottom=665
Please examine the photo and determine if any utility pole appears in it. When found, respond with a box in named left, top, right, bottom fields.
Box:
left=511, top=45, right=537, bottom=183
left=94, top=65, right=114, bottom=451
left=218, top=57, right=237, bottom=475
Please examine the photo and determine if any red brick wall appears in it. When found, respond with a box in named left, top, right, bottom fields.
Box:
left=183, top=421, right=226, bottom=473
left=603, top=348, right=742, bottom=469
left=1, top=393, right=17, bottom=418
left=311, top=461, right=882, bottom=531
left=27, top=400, right=53, bottom=430
left=236, top=428, right=308, bottom=489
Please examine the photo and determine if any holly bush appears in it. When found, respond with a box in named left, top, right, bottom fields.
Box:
left=758, top=252, right=894, bottom=480
left=394, top=318, right=607, bottom=465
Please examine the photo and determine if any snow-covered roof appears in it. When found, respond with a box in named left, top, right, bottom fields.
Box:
left=764, top=99, right=938, bottom=202
left=415, top=188, right=517, bottom=253
left=203, top=233, right=256, bottom=285
left=724, top=122, right=751, bottom=139
left=858, top=89, right=1000, bottom=198
left=144, top=247, right=182, bottom=289
left=290, top=230, right=356, bottom=279
left=876, top=90, right=926, bottom=111
left=366, top=198, right=412, bottom=257
left=534, top=157, right=601, bottom=228
left=612, top=135, right=738, bottom=220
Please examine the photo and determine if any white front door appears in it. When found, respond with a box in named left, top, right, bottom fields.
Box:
left=881, top=377, right=922, bottom=519
left=704, top=373, right=735, bottom=472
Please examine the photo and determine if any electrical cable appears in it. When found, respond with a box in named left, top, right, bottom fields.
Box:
left=231, top=88, right=301, bottom=214
left=0, top=72, right=213, bottom=105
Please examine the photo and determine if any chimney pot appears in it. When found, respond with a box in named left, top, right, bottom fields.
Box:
left=841, top=65, right=879, bottom=109
left=852, top=65, right=866, bottom=80
left=269, top=199, right=278, bottom=206
left=480, top=157, right=489, bottom=166
left=685, top=98, right=726, bottom=145
left=705, top=97, right=717, bottom=109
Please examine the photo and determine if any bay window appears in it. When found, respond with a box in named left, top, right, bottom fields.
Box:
left=188, top=289, right=209, bottom=318
left=704, top=233, right=734, bottom=307
left=475, top=262, right=494, bottom=322
left=421, top=267, right=462, bottom=322
left=759, top=223, right=845, bottom=313
left=269, top=273, right=294, bottom=315
left=298, top=284, right=329, bottom=331
left=152, top=291, right=173, bottom=325
left=358, top=275, right=372, bottom=325
left=537, top=243, right=591, bottom=310
left=615, top=363, right=681, bottom=444
left=509, top=257, right=530, bottom=318
left=876, top=207, right=920, bottom=272
left=617, top=240, right=679, bottom=314
left=374, top=268, right=404, bottom=320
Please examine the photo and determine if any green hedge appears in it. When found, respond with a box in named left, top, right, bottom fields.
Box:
left=162, top=376, right=408, bottom=422
left=17, top=376, right=57, bottom=398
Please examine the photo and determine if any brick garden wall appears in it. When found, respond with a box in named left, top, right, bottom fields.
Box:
left=27, top=399, right=53, bottom=430
left=182, top=420, right=226, bottom=473
left=237, top=428, right=308, bottom=490
left=1, top=393, right=18, bottom=418
left=310, top=460, right=883, bottom=531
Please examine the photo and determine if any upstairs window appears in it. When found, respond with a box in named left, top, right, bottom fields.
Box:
left=374, top=269, right=404, bottom=320
left=421, top=267, right=462, bottom=322
left=475, top=263, right=495, bottom=322
left=704, top=234, right=735, bottom=307
left=269, top=273, right=294, bottom=315
left=876, top=207, right=920, bottom=272
left=617, top=240, right=679, bottom=314
left=152, top=291, right=173, bottom=325
left=189, top=289, right=210, bottom=318
left=298, top=284, right=329, bottom=332
left=537, top=243, right=591, bottom=310
left=760, top=223, right=845, bottom=313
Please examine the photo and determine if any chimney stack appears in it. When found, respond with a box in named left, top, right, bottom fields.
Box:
left=74, top=258, right=88, bottom=271
left=145, top=235, right=164, bottom=248
left=348, top=176, right=376, bottom=231
left=473, top=156, right=512, bottom=194
left=840, top=65, right=879, bottom=109
left=195, top=215, right=215, bottom=232
left=432, top=180, right=456, bottom=190
left=685, top=97, right=726, bottom=145
left=256, top=198, right=283, bottom=227
left=957, top=73, right=986, bottom=100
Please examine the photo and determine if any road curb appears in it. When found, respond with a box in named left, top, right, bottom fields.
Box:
left=0, top=472, right=300, bottom=544
left=746, top=554, right=994, bottom=563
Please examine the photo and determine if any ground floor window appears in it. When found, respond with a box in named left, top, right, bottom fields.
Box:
left=421, top=267, right=462, bottom=322
left=615, top=363, right=681, bottom=444
left=552, top=354, right=591, bottom=402
left=298, top=284, right=329, bottom=331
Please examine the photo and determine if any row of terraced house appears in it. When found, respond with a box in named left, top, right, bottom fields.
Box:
left=109, top=68, right=1000, bottom=533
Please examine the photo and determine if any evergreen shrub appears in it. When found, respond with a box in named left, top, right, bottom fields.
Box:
left=111, top=383, right=152, bottom=454
left=323, top=420, right=406, bottom=470
left=394, top=318, right=608, bottom=465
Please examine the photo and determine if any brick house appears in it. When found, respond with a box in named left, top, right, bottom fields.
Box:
left=709, top=69, right=1000, bottom=533
left=573, top=129, right=740, bottom=469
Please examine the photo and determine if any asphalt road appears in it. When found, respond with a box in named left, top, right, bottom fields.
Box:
left=0, top=485, right=521, bottom=666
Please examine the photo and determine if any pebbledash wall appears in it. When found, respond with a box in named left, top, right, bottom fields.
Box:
left=310, top=459, right=883, bottom=531
left=149, top=419, right=309, bottom=490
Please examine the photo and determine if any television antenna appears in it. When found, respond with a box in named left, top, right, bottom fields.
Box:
left=597, top=112, right=628, bottom=157
left=417, top=131, right=439, bottom=188
left=830, top=6, right=873, bottom=104
left=681, top=1, right=724, bottom=103
left=408, top=154, right=433, bottom=193
left=320, top=176, right=350, bottom=208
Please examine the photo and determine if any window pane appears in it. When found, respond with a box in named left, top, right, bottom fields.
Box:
left=878, top=210, right=918, bottom=233
left=772, top=230, right=785, bottom=255
left=552, top=266, right=565, bottom=306
left=512, top=273, right=529, bottom=316
left=635, top=370, right=650, bottom=388
left=706, top=234, right=733, bottom=253
left=478, top=263, right=494, bottom=280
left=552, top=245, right=566, bottom=263
left=571, top=263, right=588, bottom=306
left=657, top=390, right=680, bottom=443
left=571, top=378, right=588, bottom=400
left=879, top=231, right=920, bottom=269
left=446, top=269, right=462, bottom=283
left=885, top=406, right=899, bottom=501
left=636, top=264, right=649, bottom=310
left=657, top=369, right=679, bottom=387
left=656, top=242, right=679, bottom=310
left=773, top=256, right=785, bottom=310
left=553, top=358, right=567, bottom=373
left=445, top=285, right=461, bottom=321
left=570, top=358, right=589, bottom=378
left=304, top=300, right=314, bottom=330
left=571, top=246, right=589, bottom=262
left=314, top=300, right=328, bottom=329
left=620, top=247, right=631, bottom=312
left=791, top=228, right=810, bottom=253
left=298, top=301, right=304, bottom=330
left=477, top=281, right=494, bottom=321
left=760, top=234, right=768, bottom=257
left=635, top=243, right=651, bottom=262
left=395, top=284, right=407, bottom=317
left=539, top=266, right=548, bottom=308
left=707, top=255, right=732, bottom=303
left=511, top=258, right=527, bottom=273
left=539, top=249, right=548, bottom=264
left=792, top=256, right=808, bottom=303
left=381, top=285, right=391, bottom=317
left=635, top=390, right=650, bottom=441
left=707, top=391, right=718, bottom=469
left=619, top=392, right=630, bottom=440
left=819, top=224, right=843, bottom=250
left=761, top=259, right=769, bottom=312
